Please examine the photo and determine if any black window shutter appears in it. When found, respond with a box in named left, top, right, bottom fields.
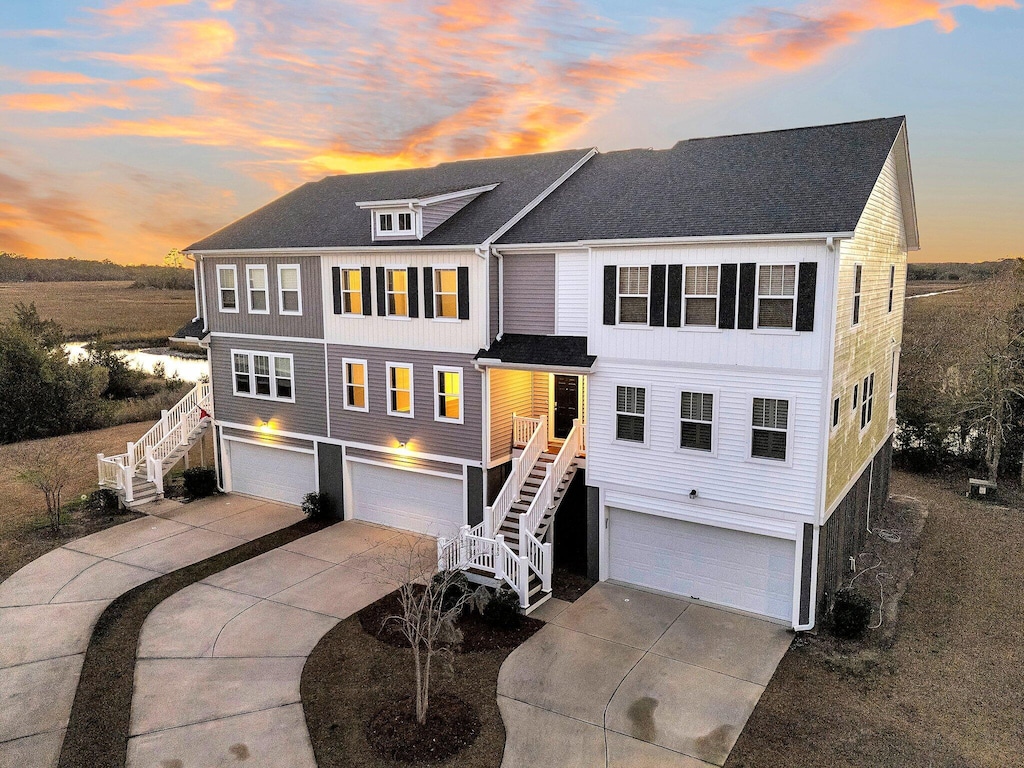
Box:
left=718, top=263, right=738, bottom=329
left=603, top=265, right=616, bottom=325
left=649, top=265, right=666, bottom=327
left=737, top=262, right=756, bottom=329
left=795, top=262, right=817, bottom=331
left=331, top=267, right=342, bottom=314
left=457, top=266, right=470, bottom=319
left=666, top=264, right=682, bottom=327
left=361, top=266, right=372, bottom=316
left=422, top=267, right=434, bottom=319
left=375, top=266, right=386, bottom=317
left=407, top=267, right=419, bottom=318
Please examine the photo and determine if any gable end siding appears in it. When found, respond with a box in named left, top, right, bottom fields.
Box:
left=503, top=253, right=556, bottom=335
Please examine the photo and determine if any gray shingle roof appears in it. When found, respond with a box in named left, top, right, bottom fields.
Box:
left=475, top=334, right=595, bottom=369
left=186, top=149, right=592, bottom=251
left=497, top=117, right=906, bottom=244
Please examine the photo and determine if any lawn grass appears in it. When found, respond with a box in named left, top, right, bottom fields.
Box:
left=725, top=470, right=1024, bottom=768
left=0, top=421, right=156, bottom=581
left=0, top=280, right=194, bottom=345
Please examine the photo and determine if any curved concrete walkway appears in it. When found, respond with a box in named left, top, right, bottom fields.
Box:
left=0, top=495, right=304, bottom=768
left=497, top=582, right=793, bottom=768
left=126, top=521, right=433, bottom=768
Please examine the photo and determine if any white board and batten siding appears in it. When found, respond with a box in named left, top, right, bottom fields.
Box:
left=588, top=242, right=834, bottom=372
left=555, top=250, right=590, bottom=336
left=587, top=360, right=824, bottom=520
left=320, top=250, right=488, bottom=354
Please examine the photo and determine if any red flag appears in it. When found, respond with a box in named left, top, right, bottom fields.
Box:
left=199, top=407, right=211, bottom=420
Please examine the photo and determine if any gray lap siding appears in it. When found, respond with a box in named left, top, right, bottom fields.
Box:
left=203, top=255, right=324, bottom=338
left=210, top=337, right=328, bottom=437
left=327, top=345, right=482, bottom=463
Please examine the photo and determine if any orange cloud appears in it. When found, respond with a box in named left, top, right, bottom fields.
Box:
left=25, top=70, right=101, bottom=85
left=91, top=18, right=236, bottom=76
left=1, top=91, right=131, bottom=112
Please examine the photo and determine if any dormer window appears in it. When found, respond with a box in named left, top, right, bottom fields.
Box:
left=357, top=183, right=499, bottom=242
left=378, top=213, right=394, bottom=232
left=397, top=212, right=413, bottom=232
left=373, top=208, right=418, bottom=239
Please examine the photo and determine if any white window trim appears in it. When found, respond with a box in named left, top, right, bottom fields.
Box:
left=384, top=265, right=410, bottom=319
left=753, top=263, right=798, bottom=333
left=433, top=365, right=464, bottom=424
left=277, top=264, right=302, bottom=316
left=246, top=264, right=270, bottom=315
left=341, top=357, right=369, bottom=413
left=216, top=264, right=239, bottom=314
left=831, top=396, right=841, bottom=433
left=613, top=382, right=649, bottom=447
left=676, top=387, right=718, bottom=456
left=887, top=264, right=896, bottom=314
left=430, top=265, right=461, bottom=322
left=386, top=362, right=415, bottom=419
left=683, top=265, right=720, bottom=329
left=889, top=347, right=900, bottom=420
left=230, top=349, right=295, bottom=403
left=616, top=265, right=651, bottom=327
left=337, top=265, right=365, bottom=317
left=746, top=393, right=794, bottom=467
left=859, top=372, right=875, bottom=436
left=851, top=263, right=864, bottom=328
left=374, top=208, right=420, bottom=239
left=396, top=211, right=414, bottom=234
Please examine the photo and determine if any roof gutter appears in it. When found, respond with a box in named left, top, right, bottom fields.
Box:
left=493, top=231, right=855, bottom=251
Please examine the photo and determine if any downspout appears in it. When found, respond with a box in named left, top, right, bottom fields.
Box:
left=494, top=247, right=504, bottom=341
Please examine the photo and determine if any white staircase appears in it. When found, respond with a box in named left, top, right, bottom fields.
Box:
left=438, top=415, right=585, bottom=611
left=97, top=381, right=213, bottom=508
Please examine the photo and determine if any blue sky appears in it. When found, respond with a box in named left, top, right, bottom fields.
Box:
left=0, top=0, right=1021, bottom=263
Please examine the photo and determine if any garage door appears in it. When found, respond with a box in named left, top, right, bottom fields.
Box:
left=348, top=461, right=463, bottom=538
left=609, top=508, right=795, bottom=622
left=227, top=440, right=316, bottom=506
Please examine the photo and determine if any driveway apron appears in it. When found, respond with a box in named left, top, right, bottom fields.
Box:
left=125, top=521, right=430, bottom=768
left=497, top=582, right=793, bottom=768
left=0, top=495, right=304, bottom=768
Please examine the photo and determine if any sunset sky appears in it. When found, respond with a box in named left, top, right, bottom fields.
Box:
left=0, top=0, right=1021, bottom=265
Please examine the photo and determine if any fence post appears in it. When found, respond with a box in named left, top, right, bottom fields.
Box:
left=96, top=453, right=104, bottom=483
left=494, top=535, right=505, bottom=582
left=542, top=542, right=553, bottom=592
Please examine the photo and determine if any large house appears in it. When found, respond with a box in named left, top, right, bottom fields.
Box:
left=99, top=117, right=917, bottom=630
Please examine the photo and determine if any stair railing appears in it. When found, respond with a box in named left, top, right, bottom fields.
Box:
left=482, top=415, right=545, bottom=537
left=520, top=526, right=552, bottom=593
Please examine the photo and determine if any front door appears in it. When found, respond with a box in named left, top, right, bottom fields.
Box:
left=553, top=375, right=579, bottom=439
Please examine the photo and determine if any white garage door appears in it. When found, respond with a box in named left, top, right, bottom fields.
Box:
left=348, top=461, right=463, bottom=538
left=228, top=440, right=316, bottom=506
left=609, top=508, right=795, bottom=622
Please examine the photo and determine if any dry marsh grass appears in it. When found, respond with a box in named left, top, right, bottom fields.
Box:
left=0, top=280, right=194, bottom=344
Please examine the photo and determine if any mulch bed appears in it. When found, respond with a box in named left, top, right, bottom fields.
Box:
left=302, top=589, right=544, bottom=768
left=58, top=515, right=333, bottom=768
left=725, top=470, right=1024, bottom=767
left=551, top=567, right=596, bottom=602
left=367, top=694, right=481, bottom=763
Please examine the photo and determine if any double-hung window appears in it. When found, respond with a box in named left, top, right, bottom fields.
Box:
left=860, top=373, right=875, bottom=430
left=278, top=264, right=301, bottom=315
left=684, top=266, right=719, bottom=326
left=343, top=359, right=368, bottom=411
left=433, top=268, right=459, bottom=319
left=615, top=385, right=646, bottom=443
left=434, top=366, right=462, bottom=423
left=385, top=268, right=409, bottom=317
left=757, top=264, right=796, bottom=329
left=340, top=268, right=363, bottom=314
left=617, top=266, right=650, bottom=324
left=751, top=397, right=789, bottom=461
left=888, top=265, right=896, bottom=313
left=679, top=391, right=713, bottom=452
left=397, top=212, right=413, bottom=233
left=378, top=212, right=393, bottom=233
left=217, top=265, right=238, bottom=312
left=853, top=264, right=863, bottom=326
left=247, top=265, right=269, bottom=314
left=387, top=363, right=414, bottom=417
left=232, top=350, right=294, bottom=401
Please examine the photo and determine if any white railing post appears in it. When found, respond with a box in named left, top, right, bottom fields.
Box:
left=494, top=535, right=505, bottom=582
left=122, top=465, right=134, bottom=503
left=542, top=542, right=553, bottom=592
left=483, top=506, right=494, bottom=539
left=518, top=554, right=530, bottom=608
left=518, top=512, right=528, bottom=556
left=436, top=538, right=446, bottom=571
left=96, top=453, right=104, bottom=482
left=458, top=524, right=471, bottom=568
left=144, top=446, right=154, bottom=482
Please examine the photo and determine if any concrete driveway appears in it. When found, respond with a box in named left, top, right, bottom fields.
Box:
left=126, top=521, right=433, bottom=768
left=497, top=582, right=792, bottom=768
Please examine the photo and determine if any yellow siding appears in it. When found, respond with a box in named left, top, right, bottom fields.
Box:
left=489, top=369, right=534, bottom=464
left=825, top=150, right=907, bottom=513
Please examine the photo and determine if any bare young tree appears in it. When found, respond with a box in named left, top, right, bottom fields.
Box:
left=11, top=434, right=78, bottom=533
left=376, top=537, right=470, bottom=725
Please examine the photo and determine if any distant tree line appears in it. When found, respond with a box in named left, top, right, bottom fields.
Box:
left=0, top=303, right=185, bottom=444
left=0, top=251, right=193, bottom=289
left=906, top=261, right=1005, bottom=282
left=896, top=259, right=1024, bottom=484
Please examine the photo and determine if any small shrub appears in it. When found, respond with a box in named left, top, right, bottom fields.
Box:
left=831, top=588, right=872, bottom=640
left=91, top=488, right=120, bottom=512
left=182, top=467, right=217, bottom=499
left=301, top=491, right=331, bottom=519
left=483, top=587, right=522, bottom=629
left=431, top=570, right=470, bottom=614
